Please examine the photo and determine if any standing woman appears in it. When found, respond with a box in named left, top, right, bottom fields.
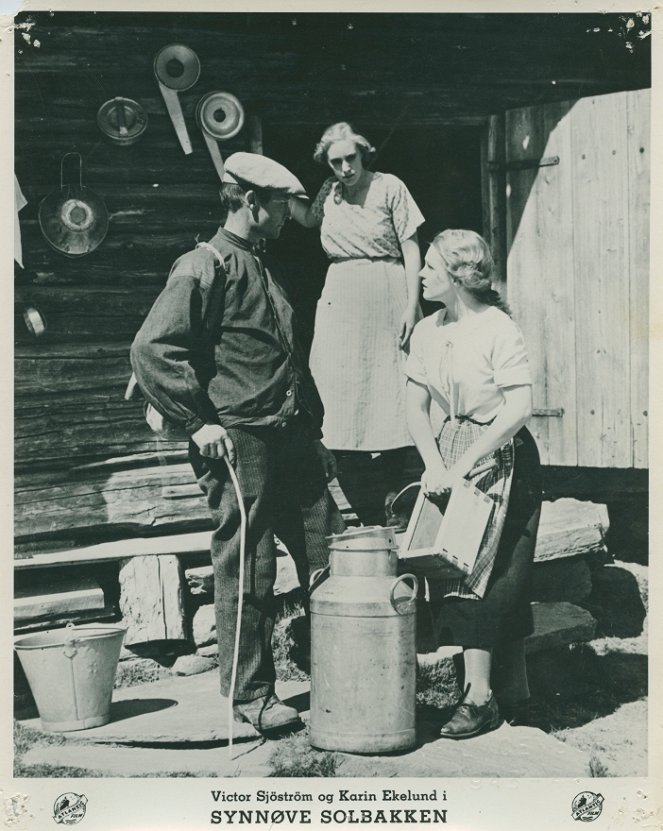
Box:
left=289, top=122, right=425, bottom=526
left=405, top=229, right=541, bottom=737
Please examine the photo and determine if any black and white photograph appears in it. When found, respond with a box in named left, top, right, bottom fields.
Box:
left=3, top=1, right=660, bottom=828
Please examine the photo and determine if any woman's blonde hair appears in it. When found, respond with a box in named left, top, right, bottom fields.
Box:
left=313, top=122, right=376, bottom=167
left=432, top=229, right=509, bottom=313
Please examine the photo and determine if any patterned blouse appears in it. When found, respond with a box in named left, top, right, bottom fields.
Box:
left=311, top=172, right=424, bottom=260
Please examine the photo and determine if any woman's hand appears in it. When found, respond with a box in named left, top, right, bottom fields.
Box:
left=421, top=459, right=459, bottom=497
left=399, top=306, right=419, bottom=348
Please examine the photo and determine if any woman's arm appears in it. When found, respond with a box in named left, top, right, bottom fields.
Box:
left=406, top=378, right=450, bottom=494
left=289, top=195, right=321, bottom=229
left=399, top=233, right=422, bottom=347
left=449, top=385, right=533, bottom=479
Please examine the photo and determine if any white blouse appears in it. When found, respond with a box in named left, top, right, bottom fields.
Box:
left=405, top=306, right=532, bottom=423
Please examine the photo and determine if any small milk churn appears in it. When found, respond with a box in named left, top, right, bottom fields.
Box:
left=309, top=526, right=418, bottom=753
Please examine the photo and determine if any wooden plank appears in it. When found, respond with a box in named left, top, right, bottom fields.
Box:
left=572, top=93, right=631, bottom=467
left=14, top=395, right=184, bottom=467
left=506, top=100, right=578, bottom=465
left=14, top=577, right=105, bottom=625
left=626, top=89, right=650, bottom=468
left=481, top=114, right=506, bottom=289
left=119, top=555, right=188, bottom=646
left=15, top=342, right=131, bottom=396
left=15, top=531, right=214, bottom=570
left=14, top=463, right=208, bottom=543
left=505, top=104, right=555, bottom=464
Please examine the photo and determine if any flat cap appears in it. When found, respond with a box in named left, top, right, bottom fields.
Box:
left=222, top=152, right=306, bottom=197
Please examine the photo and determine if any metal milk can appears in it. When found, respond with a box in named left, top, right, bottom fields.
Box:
left=309, top=526, right=419, bottom=753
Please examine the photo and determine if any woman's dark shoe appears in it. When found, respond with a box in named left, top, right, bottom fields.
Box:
left=439, top=693, right=502, bottom=739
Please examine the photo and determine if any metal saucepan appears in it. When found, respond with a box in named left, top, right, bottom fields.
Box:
left=38, top=153, right=109, bottom=257
left=97, top=97, right=148, bottom=146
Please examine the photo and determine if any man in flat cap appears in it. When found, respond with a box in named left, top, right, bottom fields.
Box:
left=131, top=153, right=344, bottom=733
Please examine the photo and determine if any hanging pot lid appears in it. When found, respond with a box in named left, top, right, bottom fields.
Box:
left=195, top=91, right=245, bottom=141
left=38, top=153, right=109, bottom=258
left=97, top=97, right=148, bottom=145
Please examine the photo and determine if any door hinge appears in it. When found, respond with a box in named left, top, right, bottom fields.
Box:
left=488, top=155, right=560, bottom=172
left=533, top=408, right=564, bottom=417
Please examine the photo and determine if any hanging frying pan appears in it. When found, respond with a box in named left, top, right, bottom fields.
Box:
left=196, top=91, right=245, bottom=181
left=154, top=43, right=200, bottom=155
left=38, top=153, right=109, bottom=258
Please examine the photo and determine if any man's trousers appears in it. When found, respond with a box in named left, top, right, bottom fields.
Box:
left=189, top=422, right=345, bottom=702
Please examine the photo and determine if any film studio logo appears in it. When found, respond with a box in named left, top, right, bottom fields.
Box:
left=572, top=792, right=604, bottom=822
left=53, top=793, right=88, bottom=825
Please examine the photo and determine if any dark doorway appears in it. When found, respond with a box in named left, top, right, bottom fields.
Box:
left=264, top=123, right=484, bottom=349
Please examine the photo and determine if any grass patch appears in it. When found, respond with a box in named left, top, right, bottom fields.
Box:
left=114, top=657, right=173, bottom=689
left=13, top=720, right=97, bottom=778
left=416, top=658, right=460, bottom=709
left=588, top=754, right=610, bottom=777
left=268, top=728, right=340, bottom=777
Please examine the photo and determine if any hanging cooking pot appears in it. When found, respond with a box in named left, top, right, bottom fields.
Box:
left=38, top=153, right=109, bottom=257
left=97, top=97, right=148, bottom=146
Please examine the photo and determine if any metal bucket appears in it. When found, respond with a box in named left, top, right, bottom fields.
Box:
left=14, top=623, right=126, bottom=732
left=310, top=527, right=418, bottom=753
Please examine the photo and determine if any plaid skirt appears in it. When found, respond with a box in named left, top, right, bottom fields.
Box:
left=436, top=416, right=515, bottom=600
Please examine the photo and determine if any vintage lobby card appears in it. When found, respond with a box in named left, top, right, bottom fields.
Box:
left=2, top=0, right=661, bottom=829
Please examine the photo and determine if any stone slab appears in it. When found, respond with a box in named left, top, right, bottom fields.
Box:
left=554, top=699, right=647, bottom=777
left=337, top=723, right=590, bottom=778
left=531, top=555, right=592, bottom=603
left=18, top=662, right=591, bottom=779
left=20, top=739, right=273, bottom=778
left=534, top=499, right=608, bottom=562
left=19, top=716, right=590, bottom=779
left=18, top=670, right=309, bottom=745
left=526, top=602, right=596, bottom=654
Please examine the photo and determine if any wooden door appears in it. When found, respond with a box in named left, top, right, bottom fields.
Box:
left=502, top=90, right=649, bottom=469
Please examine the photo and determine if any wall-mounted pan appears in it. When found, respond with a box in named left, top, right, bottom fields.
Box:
left=38, top=153, right=109, bottom=257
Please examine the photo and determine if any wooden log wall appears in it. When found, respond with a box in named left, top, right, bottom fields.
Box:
left=14, top=12, right=650, bottom=555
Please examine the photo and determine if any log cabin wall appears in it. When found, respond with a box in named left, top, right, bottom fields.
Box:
left=14, top=12, right=650, bottom=556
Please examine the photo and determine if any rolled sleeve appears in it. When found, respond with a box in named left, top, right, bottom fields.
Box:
left=492, top=322, right=532, bottom=388
left=387, top=175, right=425, bottom=244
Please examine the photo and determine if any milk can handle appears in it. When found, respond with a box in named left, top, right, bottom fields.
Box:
left=309, top=566, right=329, bottom=590
left=389, top=574, right=419, bottom=614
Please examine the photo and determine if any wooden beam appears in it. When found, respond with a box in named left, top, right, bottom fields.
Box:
left=15, top=531, right=213, bottom=571
left=119, top=555, right=188, bottom=647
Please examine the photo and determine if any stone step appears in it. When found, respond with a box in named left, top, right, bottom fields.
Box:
left=17, top=669, right=590, bottom=778
left=527, top=602, right=596, bottom=654
left=419, top=601, right=597, bottom=665
left=534, top=499, right=608, bottom=562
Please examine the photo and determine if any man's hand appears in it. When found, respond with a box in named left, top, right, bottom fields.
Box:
left=313, top=440, right=337, bottom=482
left=191, top=423, right=236, bottom=464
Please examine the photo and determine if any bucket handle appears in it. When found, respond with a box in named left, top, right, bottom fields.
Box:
left=390, top=573, right=419, bottom=614
left=63, top=621, right=79, bottom=659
